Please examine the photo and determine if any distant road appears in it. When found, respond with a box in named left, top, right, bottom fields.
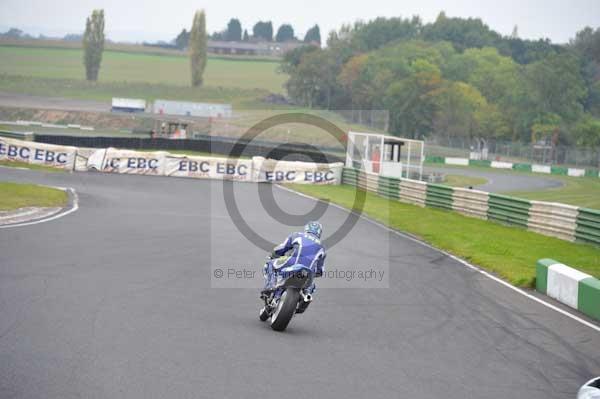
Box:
left=426, top=166, right=564, bottom=193
left=0, top=91, right=110, bottom=113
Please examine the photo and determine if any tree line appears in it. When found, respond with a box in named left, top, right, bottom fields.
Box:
left=173, top=20, right=321, bottom=50
left=282, top=13, right=600, bottom=148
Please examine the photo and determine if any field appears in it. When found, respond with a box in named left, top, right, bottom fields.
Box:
left=290, top=183, right=600, bottom=287
left=0, top=181, right=68, bottom=210
left=0, top=46, right=286, bottom=93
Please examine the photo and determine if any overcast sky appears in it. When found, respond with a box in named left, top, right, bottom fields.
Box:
left=1, top=0, right=599, bottom=44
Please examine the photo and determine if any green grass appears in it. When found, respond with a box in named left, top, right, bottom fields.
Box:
left=444, top=174, right=487, bottom=188
left=288, top=184, right=600, bottom=287
left=507, top=177, right=600, bottom=209
left=0, top=74, right=276, bottom=109
left=0, top=159, right=66, bottom=172
left=0, top=45, right=286, bottom=93
left=0, top=181, right=68, bottom=210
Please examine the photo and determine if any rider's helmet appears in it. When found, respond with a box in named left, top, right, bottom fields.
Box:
left=304, top=221, right=323, bottom=239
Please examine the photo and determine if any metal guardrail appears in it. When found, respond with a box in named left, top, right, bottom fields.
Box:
left=342, top=167, right=600, bottom=246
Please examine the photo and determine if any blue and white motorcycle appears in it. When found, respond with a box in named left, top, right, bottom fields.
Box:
left=259, top=258, right=315, bottom=331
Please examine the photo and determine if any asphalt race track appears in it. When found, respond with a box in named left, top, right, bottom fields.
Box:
left=1, top=167, right=599, bottom=399
left=426, top=166, right=564, bottom=193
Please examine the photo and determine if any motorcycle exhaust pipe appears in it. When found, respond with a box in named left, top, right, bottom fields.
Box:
left=301, top=292, right=313, bottom=303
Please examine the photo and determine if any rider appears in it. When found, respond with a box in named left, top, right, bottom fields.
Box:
left=262, top=221, right=326, bottom=295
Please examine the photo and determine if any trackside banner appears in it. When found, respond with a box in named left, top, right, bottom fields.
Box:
left=165, top=155, right=253, bottom=182
left=86, top=148, right=168, bottom=175
left=1, top=137, right=342, bottom=184
left=0, top=136, right=77, bottom=170
left=253, top=157, right=343, bottom=184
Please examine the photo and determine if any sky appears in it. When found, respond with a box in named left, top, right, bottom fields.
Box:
left=1, top=0, right=599, bottom=44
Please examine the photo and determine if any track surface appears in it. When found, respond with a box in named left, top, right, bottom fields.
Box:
left=1, top=168, right=599, bottom=399
left=426, top=166, right=563, bottom=193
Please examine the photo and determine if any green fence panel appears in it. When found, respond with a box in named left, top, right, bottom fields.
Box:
left=585, top=168, right=599, bottom=178
left=426, top=155, right=445, bottom=164
left=513, top=163, right=533, bottom=172
left=377, top=176, right=401, bottom=200
left=487, top=193, right=531, bottom=227
left=425, top=183, right=454, bottom=210
left=535, top=259, right=555, bottom=295
left=342, top=168, right=359, bottom=186
left=575, top=208, right=600, bottom=245
left=468, top=159, right=492, bottom=167
left=578, top=277, right=600, bottom=321
left=550, top=166, right=568, bottom=175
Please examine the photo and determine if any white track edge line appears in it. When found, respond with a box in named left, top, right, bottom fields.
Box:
left=276, top=185, right=600, bottom=333
left=0, top=187, right=79, bottom=229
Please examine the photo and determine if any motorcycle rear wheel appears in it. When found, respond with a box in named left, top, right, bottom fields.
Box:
left=270, top=289, right=300, bottom=331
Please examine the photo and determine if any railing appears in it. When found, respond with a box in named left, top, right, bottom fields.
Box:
left=342, top=167, right=600, bottom=246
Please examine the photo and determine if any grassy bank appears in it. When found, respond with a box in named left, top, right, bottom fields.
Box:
left=0, top=181, right=68, bottom=210
left=289, top=184, right=600, bottom=287
left=0, top=45, right=286, bottom=93
left=0, top=74, right=276, bottom=109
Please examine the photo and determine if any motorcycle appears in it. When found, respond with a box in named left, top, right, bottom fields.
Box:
left=259, top=261, right=314, bottom=331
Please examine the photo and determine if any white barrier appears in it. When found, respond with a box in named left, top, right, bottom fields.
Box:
left=165, top=155, right=253, bottom=182
left=532, top=164, right=551, bottom=174
left=567, top=168, right=585, bottom=177
left=0, top=136, right=77, bottom=170
left=547, top=263, right=591, bottom=309
left=445, top=157, right=469, bottom=166
left=253, top=157, right=343, bottom=185
left=491, top=161, right=513, bottom=169
left=0, top=137, right=341, bottom=185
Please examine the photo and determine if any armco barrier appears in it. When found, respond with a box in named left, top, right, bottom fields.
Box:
left=341, top=167, right=600, bottom=245
left=377, top=175, right=401, bottom=200
left=425, top=184, right=454, bottom=210
left=576, top=208, right=600, bottom=245
left=536, top=259, right=600, bottom=321
left=487, top=193, right=530, bottom=228
left=528, top=201, right=578, bottom=242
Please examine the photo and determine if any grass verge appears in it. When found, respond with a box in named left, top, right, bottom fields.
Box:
left=0, top=181, right=68, bottom=210
left=288, top=183, right=600, bottom=287
left=0, top=159, right=66, bottom=172
left=444, top=174, right=487, bottom=188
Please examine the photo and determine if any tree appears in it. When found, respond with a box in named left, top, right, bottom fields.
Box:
left=304, top=25, right=321, bottom=45
left=82, top=9, right=105, bottom=81
left=226, top=18, right=242, bottom=41
left=350, top=16, right=422, bottom=52
left=574, top=116, right=600, bottom=147
left=275, top=24, right=295, bottom=42
left=174, top=29, right=190, bottom=49
left=422, top=12, right=502, bottom=52
left=189, top=10, right=207, bottom=87
left=243, top=29, right=249, bottom=41
left=253, top=21, right=273, bottom=41
left=525, top=53, right=587, bottom=123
